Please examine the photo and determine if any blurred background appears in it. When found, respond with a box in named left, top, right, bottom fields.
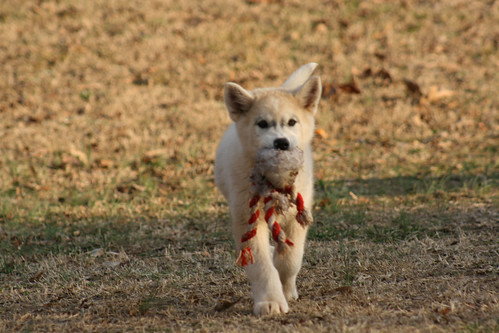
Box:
left=0, top=0, right=497, bottom=219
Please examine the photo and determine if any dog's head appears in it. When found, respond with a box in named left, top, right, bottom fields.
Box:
left=223, top=64, right=321, bottom=157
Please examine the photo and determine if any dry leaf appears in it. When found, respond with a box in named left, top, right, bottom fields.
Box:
left=132, top=73, right=149, bottom=86
left=319, top=197, right=330, bottom=207
left=69, top=148, right=88, bottom=165
left=214, top=297, right=241, bottom=312
left=427, top=86, right=455, bottom=102
left=89, top=248, right=104, bottom=258
left=131, top=184, right=146, bottom=192
left=438, top=307, right=451, bottom=315
left=197, top=55, right=206, bottom=64
left=334, top=286, right=353, bottom=294
left=144, top=149, right=167, bottom=158
left=316, top=23, right=328, bottom=33
left=11, top=236, right=22, bottom=249
left=339, top=80, right=361, bottom=94
left=374, top=51, right=386, bottom=60
left=359, top=67, right=372, bottom=78
left=411, top=115, right=425, bottom=127
left=375, top=68, right=392, bottom=83
left=143, top=149, right=168, bottom=164
left=97, top=159, right=113, bottom=168
left=321, top=82, right=337, bottom=99
left=103, top=261, right=121, bottom=268
left=403, top=79, right=422, bottom=95
left=246, top=0, right=279, bottom=4
left=315, top=128, right=328, bottom=139
left=29, top=271, right=45, bottom=283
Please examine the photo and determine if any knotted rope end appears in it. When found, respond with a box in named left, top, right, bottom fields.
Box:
left=236, top=247, right=254, bottom=267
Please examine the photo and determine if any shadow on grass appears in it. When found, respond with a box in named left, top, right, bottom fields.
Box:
left=0, top=178, right=497, bottom=329
left=1, top=171, right=497, bottom=271
left=0, top=211, right=232, bottom=274
left=316, top=171, right=498, bottom=198
left=310, top=171, right=498, bottom=243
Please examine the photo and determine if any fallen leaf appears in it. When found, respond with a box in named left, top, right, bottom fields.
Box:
left=375, top=68, right=392, bottom=83
left=319, top=197, right=330, bottom=207
left=214, top=297, right=241, bottom=312
left=116, top=185, right=129, bottom=193
left=339, top=79, right=361, bottom=94
left=438, top=307, right=451, bottom=315
left=245, top=0, right=278, bottom=4
left=11, top=236, right=22, bottom=249
left=116, top=183, right=145, bottom=193
left=197, top=55, right=206, bottom=64
left=321, top=82, right=338, bottom=99
left=29, top=271, right=45, bottom=283
left=143, top=149, right=168, bottom=163
left=359, top=67, right=372, bottom=78
left=103, top=261, right=121, bottom=268
left=315, top=128, right=328, bottom=139
left=89, top=248, right=104, bottom=258
left=56, top=5, right=78, bottom=17
left=411, top=115, right=425, bottom=127
left=69, top=148, right=88, bottom=165
left=313, top=19, right=328, bottom=33
left=132, top=73, right=149, bottom=86
left=427, top=86, right=455, bottom=102
left=338, top=19, right=349, bottom=28
left=97, top=159, right=113, bottom=168
left=374, top=51, right=386, bottom=60
left=131, top=184, right=146, bottom=192
left=21, top=115, right=41, bottom=124
left=334, top=286, right=353, bottom=294
left=403, top=79, right=422, bottom=95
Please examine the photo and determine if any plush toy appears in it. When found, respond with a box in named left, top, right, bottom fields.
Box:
left=236, top=147, right=313, bottom=267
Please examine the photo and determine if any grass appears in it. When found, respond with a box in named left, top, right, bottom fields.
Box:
left=1, top=0, right=498, bottom=331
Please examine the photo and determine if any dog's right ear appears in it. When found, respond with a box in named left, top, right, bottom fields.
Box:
left=224, top=82, right=255, bottom=121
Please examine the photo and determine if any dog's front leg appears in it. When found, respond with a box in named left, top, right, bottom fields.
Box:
left=273, top=218, right=309, bottom=301
left=233, top=214, right=289, bottom=315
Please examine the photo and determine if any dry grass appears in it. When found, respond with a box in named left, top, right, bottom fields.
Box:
left=0, top=0, right=498, bottom=331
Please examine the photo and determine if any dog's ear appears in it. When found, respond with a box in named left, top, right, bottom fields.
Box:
left=294, top=76, right=321, bottom=114
left=224, top=82, right=255, bottom=121
left=281, top=63, right=318, bottom=90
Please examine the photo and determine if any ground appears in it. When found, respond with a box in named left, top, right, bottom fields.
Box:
left=0, top=0, right=498, bottom=332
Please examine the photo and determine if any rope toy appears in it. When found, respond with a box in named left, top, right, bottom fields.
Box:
left=236, top=147, right=313, bottom=267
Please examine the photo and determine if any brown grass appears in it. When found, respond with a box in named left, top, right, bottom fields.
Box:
left=0, top=0, right=498, bottom=331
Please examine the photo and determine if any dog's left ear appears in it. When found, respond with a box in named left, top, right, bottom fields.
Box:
left=294, top=76, right=321, bottom=115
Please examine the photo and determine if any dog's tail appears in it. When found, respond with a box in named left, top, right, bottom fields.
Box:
left=281, top=63, right=318, bottom=91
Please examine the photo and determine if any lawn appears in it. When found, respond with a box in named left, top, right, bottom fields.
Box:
left=0, top=0, right=498, bottom=331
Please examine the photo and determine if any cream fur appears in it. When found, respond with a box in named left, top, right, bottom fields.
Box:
left=215, top=63, right=321, bottom=316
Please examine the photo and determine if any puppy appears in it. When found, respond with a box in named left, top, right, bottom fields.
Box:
left=215, top=63, right=321, bottom=315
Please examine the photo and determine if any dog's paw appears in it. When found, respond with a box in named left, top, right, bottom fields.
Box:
left=283, top=285, right=299, bottom=301
left=254, top=300, right=289, bottom=316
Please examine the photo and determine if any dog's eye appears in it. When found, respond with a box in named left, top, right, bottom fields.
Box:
left=288, top=119, right=297, bottom=127
left=257, top=120, right=269, bottom=129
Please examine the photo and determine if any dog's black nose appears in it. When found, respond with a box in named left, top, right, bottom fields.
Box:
left=273, top=138, right=290, bottom=150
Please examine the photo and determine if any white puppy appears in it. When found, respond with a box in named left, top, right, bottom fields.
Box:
left=215, top=63, right=321, bottom=315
